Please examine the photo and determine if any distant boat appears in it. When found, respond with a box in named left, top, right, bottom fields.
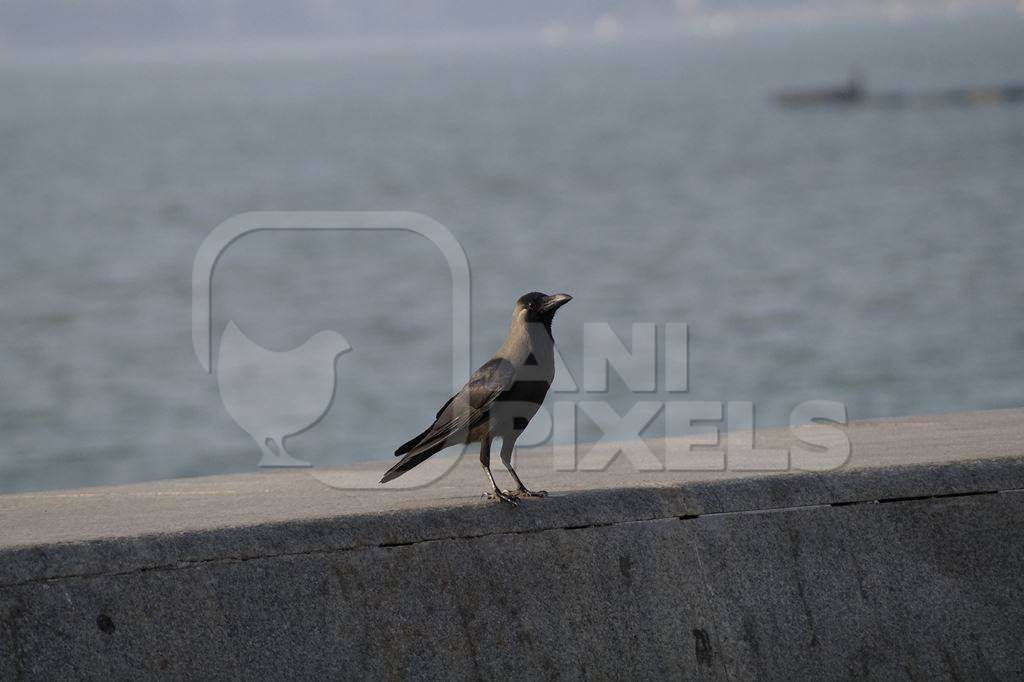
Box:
left=776, top=75, right=865, bottom=108
left=776, top=76, right=1024, bottom=109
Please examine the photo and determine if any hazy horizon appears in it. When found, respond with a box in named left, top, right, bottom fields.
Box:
left=1, top=0, right=1022, bottom=53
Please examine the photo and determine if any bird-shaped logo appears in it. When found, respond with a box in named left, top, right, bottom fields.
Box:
left=217, top=320, right=350, bottom=467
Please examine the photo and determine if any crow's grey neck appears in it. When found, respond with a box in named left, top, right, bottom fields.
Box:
left=499, top=317, right=555, bottom=363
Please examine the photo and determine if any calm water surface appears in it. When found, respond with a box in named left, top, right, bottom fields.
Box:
left=1, top=18, right=1022, bottom=492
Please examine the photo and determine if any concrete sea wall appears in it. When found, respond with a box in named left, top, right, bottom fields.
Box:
left=1, top=409, right=1023, bottom=679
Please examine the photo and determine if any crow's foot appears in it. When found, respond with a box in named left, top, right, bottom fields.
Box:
left=512, top=488, right=547, bottom=498
left=484, top=490, right=519, bottom=506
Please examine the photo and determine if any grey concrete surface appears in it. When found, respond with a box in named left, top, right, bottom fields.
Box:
left=1, top=408, right=1023, bottom=679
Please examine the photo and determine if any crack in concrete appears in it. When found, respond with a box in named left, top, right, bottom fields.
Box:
left=0, top=514, right=670, bottom=590
left=0, top=486, right=1013, bottom=591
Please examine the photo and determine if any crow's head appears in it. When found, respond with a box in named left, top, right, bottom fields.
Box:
left=515, top=291, right=573, bottom=328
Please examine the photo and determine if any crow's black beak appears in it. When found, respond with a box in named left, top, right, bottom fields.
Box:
left=540, top=293, right=573, bottom=314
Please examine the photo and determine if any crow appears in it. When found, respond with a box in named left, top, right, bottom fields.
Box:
left=380, top=292, right=573, bottom=505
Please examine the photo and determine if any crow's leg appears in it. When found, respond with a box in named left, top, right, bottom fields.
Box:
left=480, top=437, right=517, bottom=506
left=499, top=437, right=547, bottom=498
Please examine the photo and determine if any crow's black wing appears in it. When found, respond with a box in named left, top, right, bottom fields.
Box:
left=393, top=357, right=515, bottom=457
left=382, top=358, right=516, bottom=483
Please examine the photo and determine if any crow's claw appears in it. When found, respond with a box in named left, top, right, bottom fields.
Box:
left=484, top=489, right=519, bottom=506
left=512, top=488, right=548, bottom=498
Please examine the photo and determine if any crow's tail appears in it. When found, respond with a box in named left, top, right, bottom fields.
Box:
left=380, top=441, right=447, bottom=484
left=394, top=424, right=434, bottom=457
